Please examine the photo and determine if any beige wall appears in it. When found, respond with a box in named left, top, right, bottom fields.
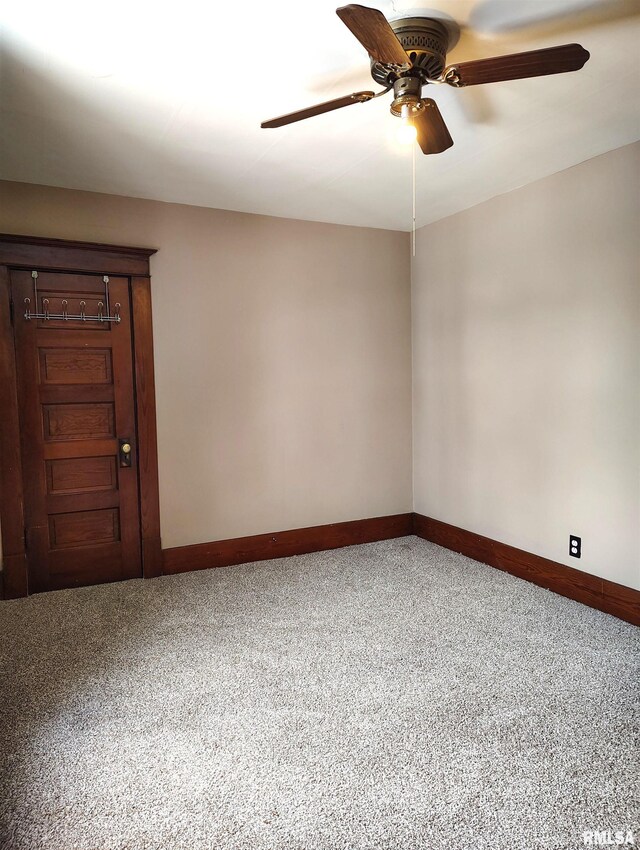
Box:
left=1, top=144, right=638, bottom=591
left=0, top=182, right=413, bottom=549
left=412, top=142, right=640, bottom=590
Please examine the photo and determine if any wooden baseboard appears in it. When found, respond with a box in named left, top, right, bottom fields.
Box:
left=413, top=514, right=639, bottom=627
left=159, top=510, right=638, bottom=627
left=163, top=513, right=414, bottom=575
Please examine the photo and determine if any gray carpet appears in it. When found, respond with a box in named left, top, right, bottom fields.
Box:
left=0, top=537, right=638, bottom=850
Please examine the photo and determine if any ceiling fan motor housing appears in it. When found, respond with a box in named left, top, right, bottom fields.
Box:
left=370, top=17, right=450, bottom=86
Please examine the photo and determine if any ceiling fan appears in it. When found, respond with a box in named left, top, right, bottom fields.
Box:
left=260, top=3, right=590, bottom=154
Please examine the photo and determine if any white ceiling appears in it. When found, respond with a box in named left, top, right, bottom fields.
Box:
left=1, top=0, right=639, bottom=231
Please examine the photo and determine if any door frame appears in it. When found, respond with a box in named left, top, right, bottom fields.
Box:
left=0, top=234, right=161, bottom=598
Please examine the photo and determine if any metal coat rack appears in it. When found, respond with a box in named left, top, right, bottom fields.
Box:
left=24, top=271, right=121, bottom=324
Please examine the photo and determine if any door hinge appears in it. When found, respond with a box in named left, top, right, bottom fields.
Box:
left=9, top=299, right=14, bottom=325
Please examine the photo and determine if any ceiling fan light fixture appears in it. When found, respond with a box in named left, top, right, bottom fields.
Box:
left=390, top=76, right=423, bottom=117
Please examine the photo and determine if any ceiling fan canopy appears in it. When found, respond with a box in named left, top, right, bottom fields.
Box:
left=260, top=4, right=591, bottom=155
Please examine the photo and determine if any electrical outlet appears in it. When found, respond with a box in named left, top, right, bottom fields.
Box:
left=569, top=535, right=581, bottom=558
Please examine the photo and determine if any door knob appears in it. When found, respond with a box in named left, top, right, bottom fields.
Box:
left=119, top=439, right=132, bottom=467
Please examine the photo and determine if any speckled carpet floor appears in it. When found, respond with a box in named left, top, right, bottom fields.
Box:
left=0, top=536, right=638, bottom=850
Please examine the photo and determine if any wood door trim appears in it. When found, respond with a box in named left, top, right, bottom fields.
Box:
left=0, top=266, right=28, bottom=597
left=413, top=514, right=640, bottom=627
left=0, top=235, right=161, bottom=597
left=0, top=233, right=156, bottom=256
left=131, top=276, right=162, bottom=578
left=0, top=233, right=157, bottom=277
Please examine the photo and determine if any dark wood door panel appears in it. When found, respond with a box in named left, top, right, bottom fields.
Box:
left=46, top=456, right=118, bottom=495
left=10, top=268, right=142, bottom=592
left=43, top=402, right=116, bottom=441
left=49, top=508, right=120, bottom=549
left=39, top=348, right=113, bottom=385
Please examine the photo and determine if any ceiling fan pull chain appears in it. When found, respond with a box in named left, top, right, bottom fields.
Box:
left=412, top=142, right=416, bottom=258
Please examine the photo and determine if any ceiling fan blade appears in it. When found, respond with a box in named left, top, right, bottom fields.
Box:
left=261, top=91, right=375, bottom=128
left=414, top=99, right=454, bottom=155
left=442, top=44, right=590, bottom=87
left=336, top=4, right=411, bottom=68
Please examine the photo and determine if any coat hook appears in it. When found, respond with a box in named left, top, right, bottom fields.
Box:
left=22, top=276, right=120, bottom=322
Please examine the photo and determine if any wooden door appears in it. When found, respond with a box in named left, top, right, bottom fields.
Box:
left=11, top=269, right=142, bottom=592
